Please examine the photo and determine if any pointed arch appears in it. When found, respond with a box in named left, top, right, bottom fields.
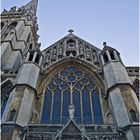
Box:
left=39, top=59, right=106, bottom=125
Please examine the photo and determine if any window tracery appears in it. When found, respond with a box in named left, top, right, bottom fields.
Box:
left=41, top=66, right=103, bottom=125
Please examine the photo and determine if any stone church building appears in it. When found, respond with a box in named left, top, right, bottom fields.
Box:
left=1, top=0, right=139, bottom=140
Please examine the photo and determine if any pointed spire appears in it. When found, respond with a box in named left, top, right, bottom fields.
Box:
left=24, top=0, right=38, bottom=15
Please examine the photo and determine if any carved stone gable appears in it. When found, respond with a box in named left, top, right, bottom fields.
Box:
left=43, top=33, right=101, bottom=70
left=63, top=121, right=81, bottom=134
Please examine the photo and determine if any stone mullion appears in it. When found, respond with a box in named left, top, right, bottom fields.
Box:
left=39, top=56, right=43, bottom=67
left=76, top=39, right=79, bottom=56
left=25, top=52, right=30, bottom=61
left=89, top=46, right=92, bottom=63
left=100, top=55, right=105, bottom=65
left=50, top=48, right=53, bottom=64
left=83, top=44, right=86, bottom=60
left=56, top=44, right=59, bottom=61
left=113, top=50, right=119, bottom=61
left=89, top=91, right=94, bottom=125
left=64, top=39, right=67, bottom=57
left=106, top=50, right=111, bottom=61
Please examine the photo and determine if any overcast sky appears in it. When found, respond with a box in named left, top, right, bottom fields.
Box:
left=1, top=0, right=139, bottom=66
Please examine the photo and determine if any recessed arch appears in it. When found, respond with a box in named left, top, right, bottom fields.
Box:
left=38, top=59, right=106, bottom=125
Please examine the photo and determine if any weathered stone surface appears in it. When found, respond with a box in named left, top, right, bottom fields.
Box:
left=104, top=62, right=131, bottom=88
left=16, top=63, right=40, bottom=89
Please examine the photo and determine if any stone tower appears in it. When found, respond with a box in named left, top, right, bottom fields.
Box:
left=1, top=0, right=43, bottom=139
left=1, top=0, right=139, bottom=140
left=100, top=43, right=139, bottom=140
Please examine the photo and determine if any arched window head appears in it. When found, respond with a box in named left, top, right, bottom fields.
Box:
left=41, top=65, right=103, bottom=125
left=9, top=22, right=17, bottom=29
left=9, top=109, right=16, bottom=121
left=1, top=22, right=4, bottom=29
left=129, top=109, right=138, bottom=122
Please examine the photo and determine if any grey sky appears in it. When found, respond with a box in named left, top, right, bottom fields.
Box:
left=1, top=0, right=139, bottom=66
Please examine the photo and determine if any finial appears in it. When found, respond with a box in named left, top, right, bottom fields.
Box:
left=68, top=29, right=74, bottom=34
left=103, top=42, right=107, bottom=47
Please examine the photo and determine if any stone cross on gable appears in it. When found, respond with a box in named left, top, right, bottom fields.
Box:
left=68, top=29, right=74, bottom=34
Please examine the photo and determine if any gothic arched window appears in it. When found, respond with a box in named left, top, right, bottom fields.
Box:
left=129, top=109, right=138, bottom=122
left=41, top=66, right=103, bottom=125
left=1, top=80, right=13, bottom=117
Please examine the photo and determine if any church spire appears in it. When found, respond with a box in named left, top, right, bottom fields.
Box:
left=24, top=0, right=38, bottom=16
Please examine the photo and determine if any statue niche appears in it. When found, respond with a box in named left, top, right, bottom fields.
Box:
left=66, top=39, right=76, bottom=57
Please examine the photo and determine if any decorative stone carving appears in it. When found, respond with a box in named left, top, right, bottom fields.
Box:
left=9, top=6, right=17, bottom=14
left=43, top=37, right=101, bottom=69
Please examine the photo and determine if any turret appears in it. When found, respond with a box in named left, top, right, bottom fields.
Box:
left=1, top=1, right=41, bottom=140
left=100, top=42, right=139, bottom=140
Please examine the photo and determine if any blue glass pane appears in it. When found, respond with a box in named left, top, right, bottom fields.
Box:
left=87, top=83, right=95, bottom=90
left=41, top=90, right=52, bottom=124
left=62, top=90, right=70, bottom=124
left=67, top=75, right=76, bottom=82
left=82, top=88, right=92, bottom=124
left=48, top=83, right=56, bottom=90
left=74, top=83, right=83, bottom=90
left=92, top=90, right=103, bottom=124
left=68, top=67, right=75, bottom=73
left=54, top=78, right=62, bottom=85
left=73, top=90, right=81, bottom=124
left=60, top=83, right=69, bottom=91
left=60, top=71, right=69, bottom=78
left=74, top=71, right=83, bottom=77
left=52, top=89, right=61, bottom=124
left=81, top=78, right=89, bottom=85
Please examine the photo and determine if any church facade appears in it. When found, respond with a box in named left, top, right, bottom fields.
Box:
left=1, top=0, right=139, bottom=140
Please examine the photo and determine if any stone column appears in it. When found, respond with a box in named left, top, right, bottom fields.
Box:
left=32, top=52, right=37, bottom=62
left=26, top=52, right=30, bottom=61
left=64, top=39, right=67, bottom=57
left=76, top=39, right=79, bottom=56
left=113, top=50, right=119, bottom=61
left=100, top=55, right=105, bottom=65
left=39, top=56, right=43, bottom=67
left=106, top=50, right=111, bottom=61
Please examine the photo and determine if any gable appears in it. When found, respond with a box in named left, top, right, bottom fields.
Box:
left=55, top=120, right=89, bottom=140
left=42, top=33, right=101, bottom=70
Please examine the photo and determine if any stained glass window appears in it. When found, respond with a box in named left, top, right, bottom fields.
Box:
left=41, top=66, right=103, bottom=125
